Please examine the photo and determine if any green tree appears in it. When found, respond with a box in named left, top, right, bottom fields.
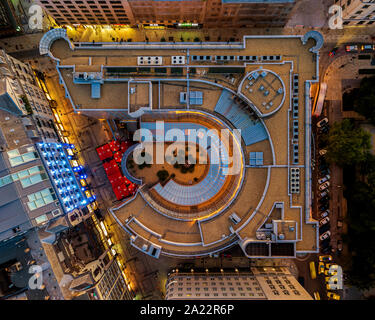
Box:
left=326, top=119, right=371, bottom=167
left=353, top=76, right=375, bottom=125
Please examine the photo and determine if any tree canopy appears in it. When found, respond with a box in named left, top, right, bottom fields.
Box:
left=326, top=119, right=371, bottom=167
left=353, top=76, right=375, bottom=125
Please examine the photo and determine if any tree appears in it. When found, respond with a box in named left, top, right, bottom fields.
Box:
left=326, top=119, right=371, bottom=167
left=353, top=76, right=375, bottom=125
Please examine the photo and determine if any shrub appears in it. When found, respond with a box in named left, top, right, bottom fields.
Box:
left=157, top=170, right=169, bottom=182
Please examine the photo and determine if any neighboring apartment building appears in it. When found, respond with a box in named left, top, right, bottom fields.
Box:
left=36, top=0, right=297, bottom=28
left=0, top=0, right=22, bottom=38
left=335, top=0, right=375, bottom=26
left=165, top=267, right=313, bottom=300
left=0, top=50, right=58, bottom=142
left=69, top=251, right=133, bottom=300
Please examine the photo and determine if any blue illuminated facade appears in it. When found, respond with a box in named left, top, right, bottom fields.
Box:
left=36, top=142, right=94, bottom=213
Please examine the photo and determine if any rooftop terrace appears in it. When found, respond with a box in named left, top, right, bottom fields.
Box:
left=40, top=30, right=322, bottom=258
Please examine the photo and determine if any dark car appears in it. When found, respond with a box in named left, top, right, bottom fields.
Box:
left=319, top=224, right=330, bottom=235
left=322, top=245, right=333, bottom=254
left=319, top=204, right=329, bottom=211
left=318, top=140, right=327, bottom=149
left=319, top=162, right=328, bottom=171
left=319, top=196, right=329, bottom=204
left=321, top=238, right=331, bottom=248
left=320, top=125, right=330, bottom=134
left=298, top=276, right=305, bottom=286
left=321, top=168, right=331, bottom=176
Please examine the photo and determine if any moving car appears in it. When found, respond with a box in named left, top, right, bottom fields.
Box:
left=320, top=230, right=331, bottom=241
left=319, top=181, right=330, bottom=191
left=309, top=261, right=317, bottom=279
left=319, top=255, right=333, bottom=262
left=318, top=262, right=325, bottom=275
left=317, top=117, right=329, bottom=128
left=345, top=45, right=358, bottom=52
left=320, top=210, right=330, bottom=218
left=318, top=175, right=330, bottom=184
left=360, top=44, right=375, bottom=52
left=327, top=292, right=341, bottom=300
left=319, top=217, right=330, bottom=227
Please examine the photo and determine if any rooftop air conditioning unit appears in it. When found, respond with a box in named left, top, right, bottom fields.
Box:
left=172, top=56, right=185, bottom=65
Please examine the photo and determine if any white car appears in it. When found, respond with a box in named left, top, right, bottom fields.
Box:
left=320, top=230, right=331, bottom=241
left=319, top=217, right=330, bottom=227
left=319, top=149, right=327, bottom=156
left=321, top=210, right=330, bottom=218
left=318, top=175, right=330, bottom=185
left=317, top=118, right=329, bottom=128
left=319, top=181, right=330, bottom=191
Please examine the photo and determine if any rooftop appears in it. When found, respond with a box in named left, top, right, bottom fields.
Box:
left=41, top=29, right=321, bottom=258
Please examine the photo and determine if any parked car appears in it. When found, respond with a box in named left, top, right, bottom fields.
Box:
left=346, top=44, right=358, bottom=52
left=319, top=181, right=330, bottom=191
left=320, top=168, right=331, bottom=176
left=327, top=292, right=341, bottom=300
left=320, top=210, right=330, bottom=218
left=360, top=44, right=375, bottom=52
left=319, top=255, right=333, bottom=262
left=322, top=246, right=333, bottom=254
left=317, top=117, right=329, bottom=128
left=318, top=262, right=325, bottom=275
left=319, top=196, right=329, bottom=204
left=320, top=125, right=330, bottom=134
left=320, top=224, right=330, bottom=235
left=320, top=230, right=331, bottom=241
left=298, top=276, right=305, bottom=286
left=320, top=190, right=329, bottom=198
left=337, top=240, right=343, bottom=252
left=319, top=203, right=329, bottom=212
left=318, top=175, right=330, bottom=184
left=319, top=149, right=327, bottom=156
left=309, top=261, right=317, bottom=279
left=319, top=217, right=330, bottom=227
left=314, top=291, right=321, bottom=300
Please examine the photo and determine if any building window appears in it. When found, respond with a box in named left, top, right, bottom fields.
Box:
left=7, top=147, right=38, bottom=167
left=27, top=188, right=56, bottom=211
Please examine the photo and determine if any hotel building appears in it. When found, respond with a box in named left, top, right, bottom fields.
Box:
left=36, top=0, right=298, bottom=28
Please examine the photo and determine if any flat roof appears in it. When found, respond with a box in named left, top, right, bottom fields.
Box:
left=41, top=30, right=321, bottom=258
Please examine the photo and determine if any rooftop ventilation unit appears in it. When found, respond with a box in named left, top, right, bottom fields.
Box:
left=290, top=167, right=300, bottom=194
left=292, top=97, right=299, bottom=119
left=137, top=56, right=163, bottom=66
left=191, top=55, right=211, bottom=61
left=237, top=56, right=258, bottom=62
left=261, top=55, right=282, bottom=61
left=171, top=56, right=185, bottom=65
left=292, top=74, right=299, bottom=97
